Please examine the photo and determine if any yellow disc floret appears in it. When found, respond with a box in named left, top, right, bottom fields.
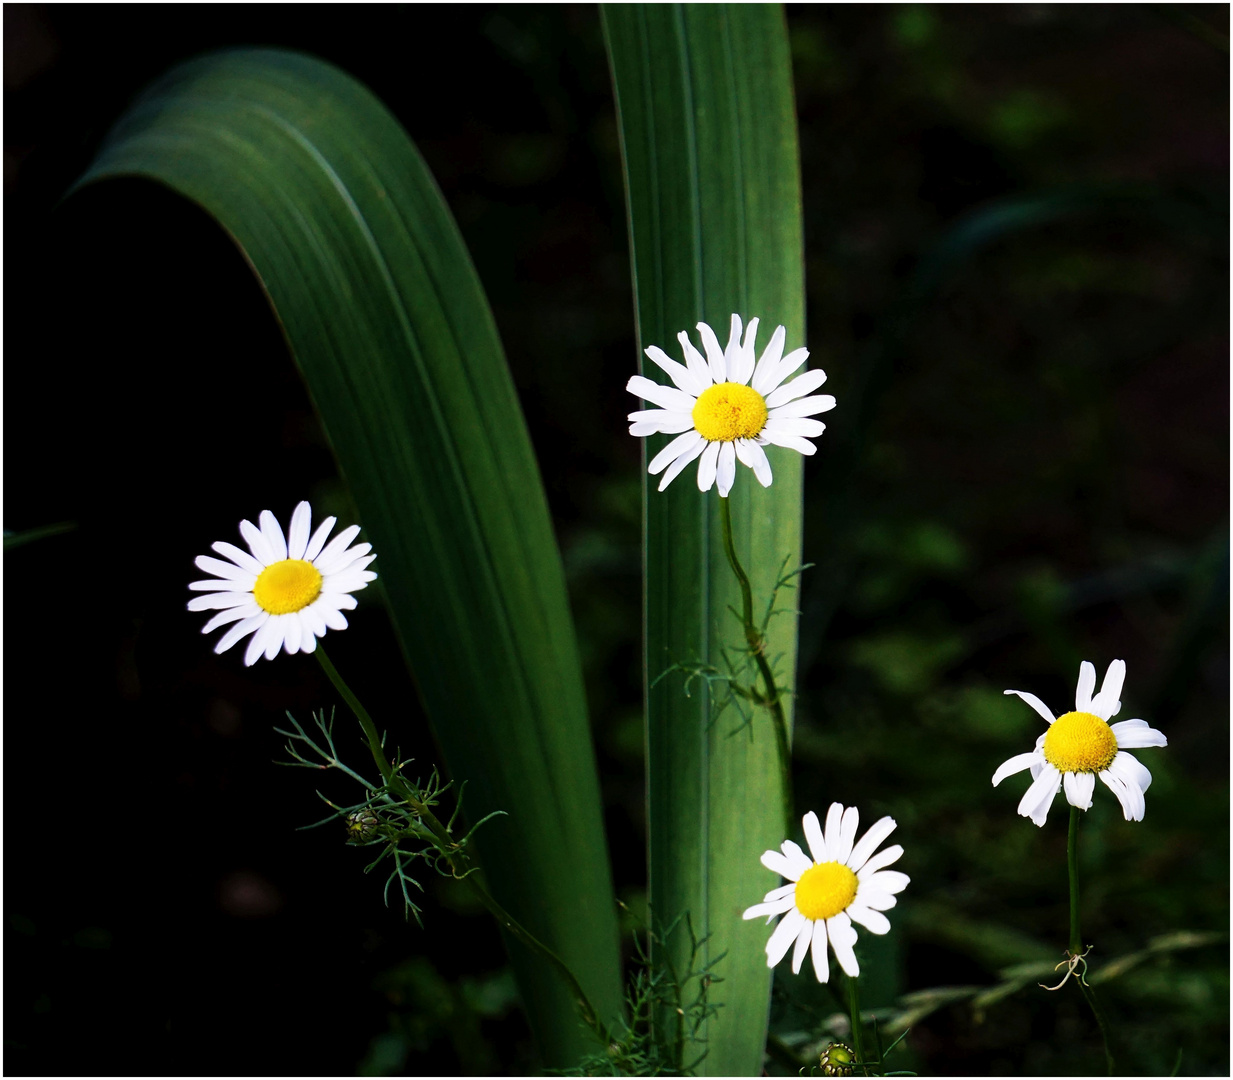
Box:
left=1043, top=711, right=1118, bottom=774
left=253, top=558, right=323, bottom=615
left=692, top=382, right=768, bottom=442
left=794, top=861, right=858, bottom=922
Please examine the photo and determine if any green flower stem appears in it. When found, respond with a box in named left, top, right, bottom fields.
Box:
left=846, top=972, right=866, bottom=1073
left=717, top=495, right=793, bottom=829
left=1066, top=805, right=1115, bottom=1076
left=315, top=645, right=611, bottom=1045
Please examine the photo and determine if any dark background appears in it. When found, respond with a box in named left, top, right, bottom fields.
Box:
left=5, top=4, right=1228, bottom=1076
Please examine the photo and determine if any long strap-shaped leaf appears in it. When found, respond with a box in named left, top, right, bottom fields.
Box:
left=74, top=48, right=622, bottom=1066
left=604, top=6, right=805, bottom=1074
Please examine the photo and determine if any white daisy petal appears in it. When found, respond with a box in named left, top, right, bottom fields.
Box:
left=766, top=395, right=836, bottom=419
left=210, top=541, right=265, bottom=576
left=188, top=579, right=244, bottom=593
left=314, top=524, right=362, bottom=570
left=832, top=806, right=859, bottom=865
left=716, top=441, right=737, bottom=498
left=760, top=848, right=800, bottom=880
left=216, top=612, right=268, bottom=655
left=628, top=410, right=697, bottom=436
left=734, top=438, right=773, bottom=487
left=658, top=437, right=708, bottom=491
left=1091, top=659, right=1126, bottom=719
left=244, top=618, right=276, bottom=667
left=626, top=374, right=696, bottom=413
left=1099, top=756, right=1147, bottom=821
left=1109, top=750, right=1153, bottom=794
left=859, top=869, right=910, bottom=895
left=780, top=840, right=814, bottom=878
left=750, top=325, right=787, bottom=394
left=826, top=912, right=860, bottom=977
left=239, top=518, right=274, bottom=565
left=188, top=591, right=255, bottom=612
left=764, top=416, right=826, bottom=439
left=758, top=427, right=817, bottom=456
left=860, top=889, right=899, bottom=912
left=847, top=816, right=896, bottom=872
left=735, top=315, right=759, bottom=385
left=1075, top=660, right=1097, bottom=712
left=696, top=320, right=727, bottom=383
left=677, top=331, right=713, bottom=386
left=194, top=555, right=256, bottom=583
left=283, top=611, right=303, bottom=655
left=723, top=313, right=744, bottom=374
left=696, top=440, right=721, bottom=493
left=263, top=616, right=286, bottom=661
left=742, top=895, right=796, bottom=921
left=1019, top=764, right=1062, bottom=826
left=993, top=751, right=1042, bottom=786
left=791, top=917, right=815, bottom=974
left=822, top=803, right=844, bottom=856
left=303, top=516, right=337, bottom=562
left=763, top=367, right=827, bottom=408
left=857, top=844, right=903, bottom=876
left=645, top=345, right=707, bottom=396
left=768, top=347, right=810, bottom=392
left=809, top=916, right=830, bottom=982
left=765, top=909, right=807, bottom=967
left=202, top=602, right=261, bottom=633
left=287, top=501, right=312, bottom=560
left=1003, top=688, right=1057, bottom=725
left=259, top=510, right=288, bottom=562
left=802, top=810, right=827, bottom=863
left=300, top=602, right=329, bottom=639
left=1063, top=770, right=1095, bottom=810
left=847, top=904, right=891, bottom=936
left=763, top=882, right=798, bottom=903
left=1110, top=719, right=1168, bottom=749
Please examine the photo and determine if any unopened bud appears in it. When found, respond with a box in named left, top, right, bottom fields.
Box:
left=819, top=1042, right=855, bottom=1077
left=345, top=808, right=380, bottom=843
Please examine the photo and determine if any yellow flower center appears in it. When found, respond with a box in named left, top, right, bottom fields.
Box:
left=794, top=861, right=858, bottom=922
left=691, top=382, right=768, bottom=442
left=252, top=559, right=323, bottom=615
left=1043, top=711, right=1118, bottom=774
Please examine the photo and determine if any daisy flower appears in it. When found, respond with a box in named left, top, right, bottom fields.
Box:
left=743, top=805, right=909, bottom=983
left=188, top=501, right=377, bottom=666
left=626, top=314, right=835, bottom=497
left=993, top=659, right=1167, bottom=826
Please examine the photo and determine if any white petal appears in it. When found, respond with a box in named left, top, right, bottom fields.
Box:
left=734, top=438, right=773, bottom=487
left=628, top=409, right=696, bottom=436
left=992, top=751, right=1042, bottom=786
left=1003, top=688, right=1057, bottom=725
left=779, top=840, right=815, bottom=878
left=215, top=612, right=267, bottom=654
left=194, top=555, right=255, bottom=583
left=322, top=606, right=349, bottom=632
left=763, top=416, right=826, bottom=439
left=763, top=367, right=827, bottom=408
left=1111, top=720, right=1167, bottom=749
left=1075, top=660, right=1096, bottom=712
left=733, top=315, right=759, bottom=385
left=857, top=844, right=903, bottom=875
left=723, top=314, right=745, bottom=381
left=765, top=908, right=807, bottom=967
left=716, top=441, right=737, bottom=497
left=1099, top=756, right=1147, bottom=821
left=287, top=502, right=312, bottom=560
left=240, top=518, right=275, bottom=565
left=202, top=602, right=261, bottom=633
left=626, top=374, right=696, bottom=413
left=859, top=869, right=910, bottom=895
left=832, top=806, right=859, bottom=865
left=847, top=816, right=896, bottom=872
left=244, top=618, right=277, bottom=666
left=758, top=427, right=817, bottom=456
left=823, top=803, right=845, bottom=857
left=767, top=347, right=810, bottom=392
left=696, top=440, right=721, bottom=492
left=826, top=912, right=860, bottom=977
left=283, top=612, right=303, bottom=655
left=791, top=917, right=814, bottom=974
left=677, top=330, right=713, bottom=386
left=802, top=810, right=827, bottom=863
left=847, top=904, right=891, bottom=935
left=750, top=325, right=787, bottom=394
left=1109, top=750, right=1153, bottom=794
left=860, top=889, right=899, bottom=912
left=760, top=848, right=804, bottom=882
left=300, top=602, right=329, bottom=639
left=645, top=344, right=707, bottom=396
left=210, top=541, right=265, bottom=576
left=314, top=525, right=362, bottom=571
left=303, top=516, right=337, bottom=562
left=259, top=510, right=289, bottom=562
left=763, top=882, right=798, bottom=903
left=658, top=436, right=708, bottom=491
left=1091, top=659, right=1126, bottom=719
left=1063, top=770, right=1095, bottom=810
left=1018, top=764, right=1062, bottom=826
left=742, top=895, right=796, bottom=921
left=696, top=320, right=727, bottom=383
left=766, top=395, right=836, bottom=419
left=810, top=917, right=830, bottom=982
left=188, top=579, right=245, bottom=593
left=188, top=591, right=255, bottom=612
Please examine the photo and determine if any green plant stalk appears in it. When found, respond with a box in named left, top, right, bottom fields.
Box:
left=316, top=645, right=611, bottom=1046
left=1066, top=806, right=1115, bottom=1075
left=718, top=496, right=793, bottom=829
left=847, top=973, right=866, bottom=1073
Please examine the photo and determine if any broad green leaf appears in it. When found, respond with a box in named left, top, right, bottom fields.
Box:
left=73, top=48, right=622, bottom=1065
left=604, top=6, right=805, bottom=1074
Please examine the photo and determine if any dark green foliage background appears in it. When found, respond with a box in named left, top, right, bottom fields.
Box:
left=5, top=4, right=1227, bottom=1075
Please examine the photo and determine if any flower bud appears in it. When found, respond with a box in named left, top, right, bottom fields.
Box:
left=819, top=1041, right=855, bottom=1077
left=345, top=808, right=380, bottom=843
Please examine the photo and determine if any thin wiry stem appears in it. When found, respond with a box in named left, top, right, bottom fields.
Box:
left=1066, top=806, right=1115, bottom=1076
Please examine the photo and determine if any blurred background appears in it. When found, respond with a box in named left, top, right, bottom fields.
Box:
left=4, top=4, right=1227, bottom=1075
